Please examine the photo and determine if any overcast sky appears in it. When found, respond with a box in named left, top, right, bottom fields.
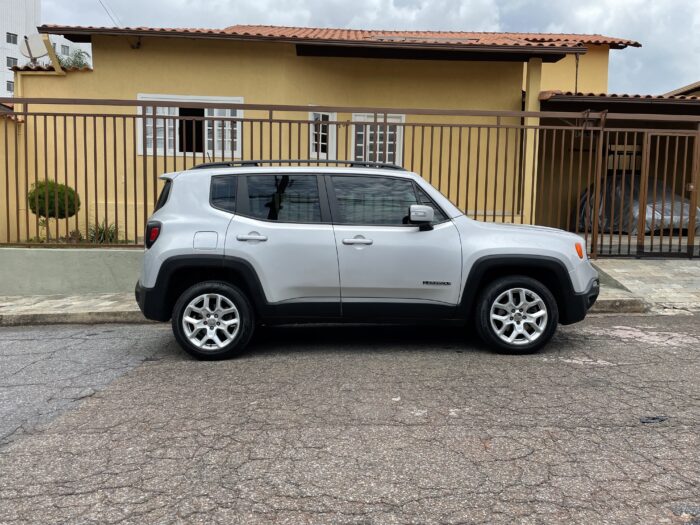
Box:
left=43, top=0, right=699, bottom=95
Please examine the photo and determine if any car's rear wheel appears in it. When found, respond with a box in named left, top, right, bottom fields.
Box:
left=172, top=281, right=254, bottom=360
left=475, top=276, right=558, bottom=354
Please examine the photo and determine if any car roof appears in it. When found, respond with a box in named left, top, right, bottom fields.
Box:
left=166, top=166, right=421, bottom=180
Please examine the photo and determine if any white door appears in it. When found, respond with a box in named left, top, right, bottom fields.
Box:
left=224, top=173, right=340, bottom=305
left=328, top=175, right=462, bottom=310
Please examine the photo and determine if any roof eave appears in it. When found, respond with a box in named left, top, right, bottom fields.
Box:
left=38, top=25, right=584, bottom=58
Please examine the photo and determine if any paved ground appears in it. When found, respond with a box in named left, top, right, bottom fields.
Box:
left=1, top=315, right=699, bottom=524
left=595, top=259, right=700, bottom=310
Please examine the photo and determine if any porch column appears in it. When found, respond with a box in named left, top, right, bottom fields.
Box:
left=521, top=58, right=542, bottom=224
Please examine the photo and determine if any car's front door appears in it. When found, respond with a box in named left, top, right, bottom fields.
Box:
left=224, top=173, right=340, bottom=316
left=327, top=174, right=462, bottom=318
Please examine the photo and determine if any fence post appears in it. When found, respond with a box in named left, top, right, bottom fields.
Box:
left=590, top=112, right=607, bottom=259
left=687, top=124, right=700, bottom=257
left=520, top=58, right=542, bottom=225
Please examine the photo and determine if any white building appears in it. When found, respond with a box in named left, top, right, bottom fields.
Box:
left=1, top=0, right=87, bottom=97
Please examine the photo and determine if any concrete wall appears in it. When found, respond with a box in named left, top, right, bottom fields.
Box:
left=527, top=45, right=610, bottom=94
left=0, top=247, right=141, bottom=295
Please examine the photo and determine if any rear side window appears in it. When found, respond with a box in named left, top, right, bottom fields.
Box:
left=154, top=180, right=171, bottom=212
left=210, top=175, right=237, bottom=213
left=245, top=175, right=321, bottom=223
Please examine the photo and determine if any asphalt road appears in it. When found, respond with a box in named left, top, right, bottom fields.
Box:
left=0, top=315, right=699, bottom=524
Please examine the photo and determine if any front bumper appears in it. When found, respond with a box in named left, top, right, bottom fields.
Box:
left=560, top=277, right=599, bottom=325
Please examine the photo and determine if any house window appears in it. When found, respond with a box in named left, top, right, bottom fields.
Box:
left=137, top=94, right=243, bottom=157
left=6, top=81, right=14, bottom=93
left=6, top=33, right=18, bottom=45
left=352, top=114, right=404, bottom=165
left=6, top=56, right=17, bottom=68
left=309, top=112, right=336, bottom=159
left=61, top=45, right=70, bottom=56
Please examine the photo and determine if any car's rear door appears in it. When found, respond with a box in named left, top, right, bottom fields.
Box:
left=224, top=172, right=340, bottom=316
left=327, top=174, right=462, bottom=318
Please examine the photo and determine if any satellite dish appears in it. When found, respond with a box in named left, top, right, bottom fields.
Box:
left=19, top=34, right=48, bottom=64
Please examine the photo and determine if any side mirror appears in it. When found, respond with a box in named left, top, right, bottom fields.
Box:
left=409, top=204, right=434, bottom=231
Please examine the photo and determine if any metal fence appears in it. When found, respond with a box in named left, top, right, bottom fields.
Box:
left=0, top=97, right=698, bottom=257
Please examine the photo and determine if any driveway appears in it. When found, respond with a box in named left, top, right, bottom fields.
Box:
left=0, top=315, right=699, bottom=524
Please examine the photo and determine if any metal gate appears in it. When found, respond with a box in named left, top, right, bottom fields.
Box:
left=589, top=130, right=699, bottom=258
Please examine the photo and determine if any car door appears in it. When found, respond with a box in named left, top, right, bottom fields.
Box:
left=224, top=173, right=340, bottom=315
left=327, top=174, right=463, bottom=317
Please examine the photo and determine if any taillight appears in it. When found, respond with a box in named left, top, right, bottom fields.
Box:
left=145, top=221, right=161, bottom=249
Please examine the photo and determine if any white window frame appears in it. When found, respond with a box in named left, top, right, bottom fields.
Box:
left=137, top=94, right=243, bottom=158
left=6, top=33, right=18, bottom=45
left=6, top=56, right=17, bottom=68
left=308, top=111, right=337, bottom=159
left=6, top=81, right=14, bottom=93
left=351, top=113, right=405, bottom=165
left=61, top=44, right=70, bottom=56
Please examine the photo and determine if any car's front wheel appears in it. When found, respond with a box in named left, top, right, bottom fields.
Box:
left=171, top=281, right=254, bottom=360
left=475, top=276, right=558, bottom=354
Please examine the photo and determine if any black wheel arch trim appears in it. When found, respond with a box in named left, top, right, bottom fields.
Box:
left=136, top=254, right=342, bottom=322
left=136, top=254, right=269, bottom=322
left=459, top=254, right=591, bottom=325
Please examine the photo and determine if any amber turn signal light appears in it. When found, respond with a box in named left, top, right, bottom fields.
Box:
left=575, top=242, right=584, bottom=259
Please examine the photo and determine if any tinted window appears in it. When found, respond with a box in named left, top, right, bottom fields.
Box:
left=154, top=180, right=172, bottom=211
left=246, top=175, right=321, bottom=223
left=210, top=176, right=237, bottom=212
left=332, top=176, right=419, bottom=225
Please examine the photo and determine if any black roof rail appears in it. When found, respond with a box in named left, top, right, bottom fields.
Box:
left=188, top=159, right=406, bottom=171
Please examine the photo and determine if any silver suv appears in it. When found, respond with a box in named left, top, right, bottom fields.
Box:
left=135, top=161, right=599, bottom=360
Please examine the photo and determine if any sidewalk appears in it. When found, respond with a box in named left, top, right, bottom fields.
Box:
left=0, top=259, right=698, bottom=326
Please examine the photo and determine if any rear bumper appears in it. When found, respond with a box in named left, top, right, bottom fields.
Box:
left=135, top=280, right=170, bottom=322
left=560, top=277, right=599, bottom=325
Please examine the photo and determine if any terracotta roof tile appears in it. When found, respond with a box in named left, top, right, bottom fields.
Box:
left=224, top=25, right=639, bottom=48
left=663, top=81, right=700, bottom=97
left=39, top=24, right=640, bottom=49
left=11, top=64, right=92, bottom=72
left=540, top=90, right=700, bottom=101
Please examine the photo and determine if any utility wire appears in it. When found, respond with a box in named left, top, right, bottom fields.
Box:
left=96, top=0, right=123, bottom=27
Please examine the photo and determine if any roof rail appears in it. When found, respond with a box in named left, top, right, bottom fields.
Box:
left=188, top=159, right=406, bottom=171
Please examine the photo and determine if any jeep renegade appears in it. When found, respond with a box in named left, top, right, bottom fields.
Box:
left=135, top=161, right=599, bottom=360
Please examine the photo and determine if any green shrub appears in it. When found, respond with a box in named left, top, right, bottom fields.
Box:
left=88, top=221, right=119, bottom=243
left=27, top=181, right=81, bottom=219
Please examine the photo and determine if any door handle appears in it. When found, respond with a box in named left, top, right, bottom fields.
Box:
left=236, top=233, right=268, bottom=242
left=342, top=238, right=373, bottom=245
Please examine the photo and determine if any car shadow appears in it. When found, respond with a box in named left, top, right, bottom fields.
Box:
left=242, top=323, right=487, bottom=358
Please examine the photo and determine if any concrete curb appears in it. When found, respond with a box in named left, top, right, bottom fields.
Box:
left=0, top=295, right=649, bottom=326
left=589, top=296, right=649, bottom=314
left=0, top=310, right=152, bottom=327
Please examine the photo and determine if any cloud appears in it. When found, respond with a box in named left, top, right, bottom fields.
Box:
left=41, top=0, right=699, bottom=94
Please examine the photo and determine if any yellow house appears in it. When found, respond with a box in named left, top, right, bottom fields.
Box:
left=1, top=24, right=640, bottom=244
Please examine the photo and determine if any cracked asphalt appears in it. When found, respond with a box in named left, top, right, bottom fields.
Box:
left=0, top=314, right=699, bottom=524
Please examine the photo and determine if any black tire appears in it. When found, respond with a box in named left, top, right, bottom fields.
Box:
left=171, top=281, right=255, bottom=360
left=475, top=275, right=558, bottom=354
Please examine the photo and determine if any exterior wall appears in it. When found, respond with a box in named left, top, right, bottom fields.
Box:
left=21, top=36, right=524, bottom=109
left=0, top=247, right=141, bottom=294
left=528, top=45, right=610, bottom=94
left=4, top=35, right=529, bottom=244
